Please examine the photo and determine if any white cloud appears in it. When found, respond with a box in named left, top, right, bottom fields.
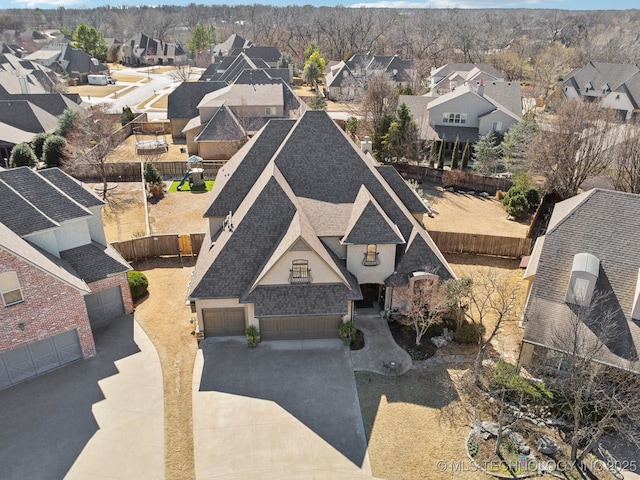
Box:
left=10, top=0, right=83, bottom=6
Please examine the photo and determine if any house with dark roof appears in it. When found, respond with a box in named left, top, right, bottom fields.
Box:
left=519, top=189, right=640, bottom=375
left=180, top=68, right=305, bottom=159
left=0, top=92, right=84, bottom=163
left=201, top=52, right=293, bottom=85
left=121, top=33, right=186, bottom=66
left=187, top=111, right=454, bottom=341
left=0, top=167, right=133, bottom=389
left=562, top=62, right=640, bottom=121
left=24, top=43, right=108, bottom=84
left=212, top=34, right=251, bottom=59
left=325, top=53, right=413, bottom=101
left=430, top=63, right=506, bottom=93
left=0, top=52, right=60, bottom=94
left=399, top=81, right=523, bottom=145
left=167, top=81, right=225, bottom=140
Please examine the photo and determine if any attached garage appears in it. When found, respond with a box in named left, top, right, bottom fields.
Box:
left=260, top=316, right=342, bottom=341
left=203, top=308, right=246, bottom=337
left=0, top=330, right=82, bottom=390
left=84, top=286, right=125, bottom=326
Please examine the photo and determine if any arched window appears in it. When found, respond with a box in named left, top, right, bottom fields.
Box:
left=0, top=271, right=24, bottom=306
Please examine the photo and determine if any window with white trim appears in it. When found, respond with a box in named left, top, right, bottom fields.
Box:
left=0, top=271, right=24, bottom=306
left=442, top=113, right=467, bottom=124
left=265, top=106, right=276, bottom=116
left=492, top=121, right=502, bottom=132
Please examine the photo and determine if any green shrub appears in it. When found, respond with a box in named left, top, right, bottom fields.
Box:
left=339, top=320, right=356, bottom=345
left=127, top=270, right=149, bottom=300
left=468, top=438, right=479, bottom=457
left=246, top=325, right=260, bottom=348
left=492, top=360, right=553, bottom=405
left=42, top=135, right=67, bottom=168
left=503, top=191, right=529, bottom=218
left=10, top=142, right=38, bottom=167
left=32, top=132, right=52, bottom=161
left=456, top=322, right=483, bottom=344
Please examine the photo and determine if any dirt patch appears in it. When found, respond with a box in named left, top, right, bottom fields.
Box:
left=148, top=187, right=210, bottom=236
left=68, top=84, right=122, bottom=98
left=91, top=182, right=147, bottom=242
left=107, top=135, right=187, bottom=163
left=423, top=183, right=530, bottom=237
left=130, top=257, right=197, bottom=480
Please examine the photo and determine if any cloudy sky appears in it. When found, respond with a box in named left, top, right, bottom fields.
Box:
left=7, top=0, right=639, bottom=10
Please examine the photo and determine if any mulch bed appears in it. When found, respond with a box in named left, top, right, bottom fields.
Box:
left=350, top=329, right=365, bottom=350
left=387, top=319, right=437, bottom=360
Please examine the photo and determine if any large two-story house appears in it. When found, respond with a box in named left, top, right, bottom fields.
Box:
left=187, top=110, right=454, bottom=341
left=0, top=167, right=132, bottom=389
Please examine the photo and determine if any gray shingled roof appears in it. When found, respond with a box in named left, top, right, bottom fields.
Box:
left=482, top=81, right=523, bottom=118
left=39, top=168, right=103, bottom=208
left=195, top=105, right=245, bottom=142
left=242, top=45, right=282, bottom=64
left=59, top=242, right=131, bottom=283
left=191, top=177, right=298, bottom=299
left=243, top=284, right=359, bottom=317
left=342, top=188, right=404, bottom=245
left=386, top=229, right=454, bottom=286
left=167, top=81, right=222, bottom=120
left=563, top=62, right=639, bottom=94
left=204, top=119, right=296, bottom=217
left=0, top=179, right=58, bottom=235
left=523, top=189, right=640, bottom=372
left=0, top=167, right=91, bottom=223
left=376, top=166, right=428, bottom=214
left=0, top=99, right=58, bottom=133
left=0, top=92, right=82, bottom=117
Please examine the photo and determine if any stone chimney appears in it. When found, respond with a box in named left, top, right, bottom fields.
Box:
left=477, top=79, right=485, bottom=97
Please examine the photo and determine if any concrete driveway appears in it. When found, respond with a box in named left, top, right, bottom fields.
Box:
left=193, top=338, right=375, bottom=479
left=0, top=315, right=164, bottom=480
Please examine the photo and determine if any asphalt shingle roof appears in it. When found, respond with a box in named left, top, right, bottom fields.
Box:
left=0, top=179, right=58, bottom=235
left=523, top=189, right=640, bottom=372
left=167, top=81, right=222, bottom=120
left=0, top=99, right=58, bottom=133
left=59, top=242, right=130, bottom=283
left=376, top=166, right=428, bottom=214
left=39, top=168, right=103, bottom=208
left=342, top=187, right=404, bottom=245
left=0, top=93, right=83, bottom=117
left=195, top=105, right=245, bottom=142
left=0, top=167, right=91, bottom=223
left=204, top=119, right=296, bottom=217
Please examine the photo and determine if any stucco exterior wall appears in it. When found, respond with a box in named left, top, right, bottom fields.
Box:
left=198, top=141, right=238, bottom=161
left=171, top=118, right=190, bottom=139
left=24, top=230, right=59, bottom=257
left=346, top=243, right=396, bottom=284
left=87, top=206, right=107, bottom=245
left=0, top=250, right=96, bottom=358
left=478, top=110, right=518, bottom=136
left=321, top=237, right=347, bottom=259
left=258, top=250, right=344, bottom=285
left=55, top=219, right=92, bottom=252
left=601, top=92, right=634, bottom=120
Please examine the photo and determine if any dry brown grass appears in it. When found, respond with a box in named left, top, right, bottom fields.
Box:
left=106, top=134, right=187, bottom=163
left=68, top=84, right=120, bottom=98
left=110, top=73, right=146, bottom=83
left=131, top=257, right=197, bottom=480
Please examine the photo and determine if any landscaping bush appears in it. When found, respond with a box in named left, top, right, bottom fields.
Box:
left=503, top=191, right=529, bottom=218
left=456, top=321, right=483, bottom=344
left=492, top=360, right=553, bottom=405
left=127, top=270, right=149, bottom=300
left=42, top=135, right=67, bottom=168
left=339, top=320, right=356, bottom=346
left=10, top=142, right=38, bottom=167
left=495, top=189, right=505, bottom=200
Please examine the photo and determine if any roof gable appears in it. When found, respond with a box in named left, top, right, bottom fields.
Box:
left=0, top=179, right=58, bottom=236
left=342, top=186, right=404, bottom=245
left=39, top=168, right=103, bottom=208
left=167, top=81, right=222, bottom=120
left=195, top=105, right=245, bottom=143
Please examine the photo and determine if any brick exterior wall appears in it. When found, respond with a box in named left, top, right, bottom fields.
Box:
left=0, top=250, right=96, bottom=358
left=88, top=272, right=134, bottom=315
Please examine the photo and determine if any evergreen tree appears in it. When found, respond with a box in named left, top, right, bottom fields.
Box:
left=437, top=135, right=446, bottom=169
left=10, top=143, right=37, bottom=168
left=56, top=109, right=80, bottom=138
left=42, top=135, right=67, bottom=168
left=73, top=23, right=108, bottom=60
left=473, top=132, right=501, bottom=175
left=308, top=93, right=327, bottom=110
left=451, top=137, right=460, bottom=170
left=32, top=132, right=51, bottom=161
left=428, top=141, right=437, bottom=167
left=461, top=142, right=470, bottom=170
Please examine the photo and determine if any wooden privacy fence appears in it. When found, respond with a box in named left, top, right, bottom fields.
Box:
left=68, top=161, right=225, bottom=183
left=111, top=233, right=206, bottom=261
left=428, top=231, right=532, bottom=258
left=392, top=164, right=513, bottom=195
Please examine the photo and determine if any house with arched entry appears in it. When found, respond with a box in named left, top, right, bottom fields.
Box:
left=187, top=110, right=455, bottom=341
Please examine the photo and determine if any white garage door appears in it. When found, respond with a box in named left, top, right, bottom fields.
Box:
left=85, top=286, right=125, bottom=326
left=0, top=330, right=82, bottom=390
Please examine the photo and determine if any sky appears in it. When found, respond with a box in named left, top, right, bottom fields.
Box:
left=7, top=0, right=640, bottom=11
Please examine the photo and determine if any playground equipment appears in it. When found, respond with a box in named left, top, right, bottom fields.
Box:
left=177, top=155, right=205, bottom=190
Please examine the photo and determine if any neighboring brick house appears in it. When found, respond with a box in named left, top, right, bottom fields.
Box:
left=122, top=33, right=187, bottom=66
left=0, top=167, right=132, bottom=389
left=187, top=111, right=455, bottom=341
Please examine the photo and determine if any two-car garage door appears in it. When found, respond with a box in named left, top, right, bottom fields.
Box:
left=0, top=330, right=82, bottom=390
left=201, top=309, right=342, bottom=341
left=260, top=316, right=342, bottom=341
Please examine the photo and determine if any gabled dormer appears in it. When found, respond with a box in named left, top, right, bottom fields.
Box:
left=566, top=252, right=599, bottom=306
left=341, top=186, right=404, bottom=284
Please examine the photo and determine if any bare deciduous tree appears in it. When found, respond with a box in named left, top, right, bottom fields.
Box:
left=527, top=99, right=619, bottom=200
left=608, top=121, right=640, bottom=194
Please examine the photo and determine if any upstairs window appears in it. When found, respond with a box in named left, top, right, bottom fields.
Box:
left=290, top=259, right=311, bottom=284
left=443, top=113, right=467, bottom=124
left=492, top=121, right=502, bottom=132
left=0, top=271, right=24, bottom=306
left=362, top=244, right=380, bottom=266
left=265, top=106, right=277, bottom=116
